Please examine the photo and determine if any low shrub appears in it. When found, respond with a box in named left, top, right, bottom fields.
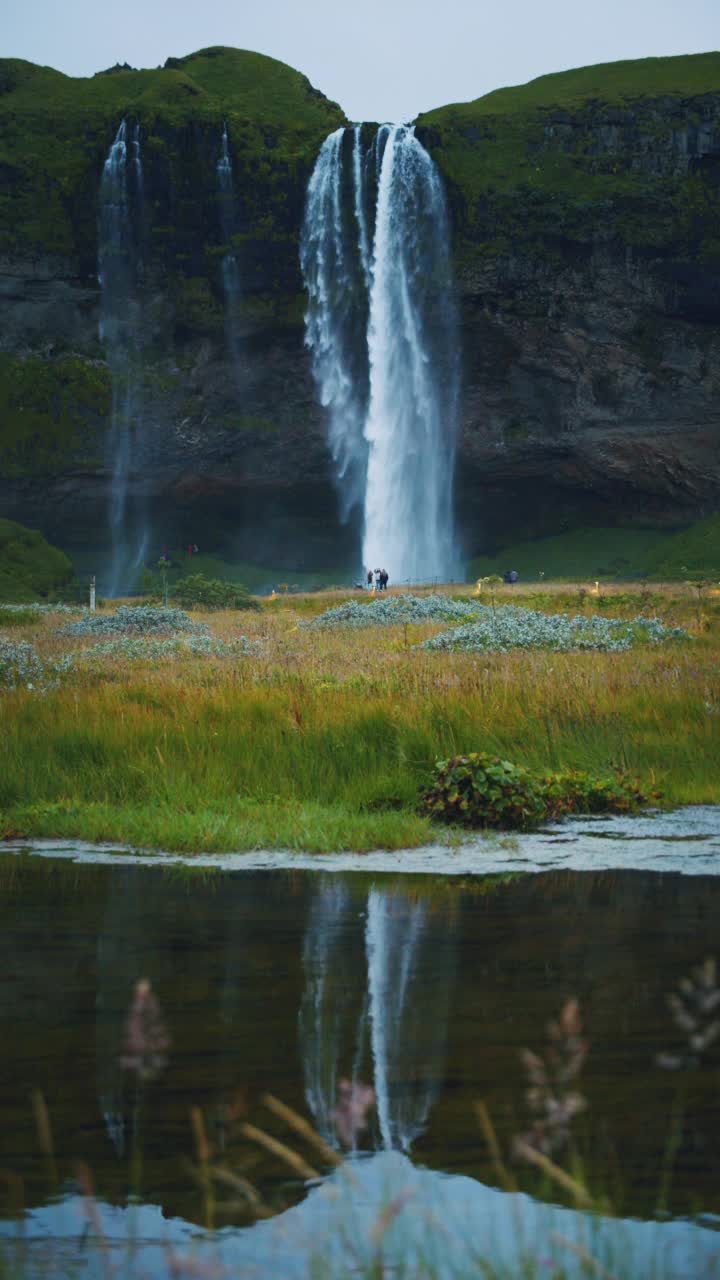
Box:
left=420, top=753, right=658, bottom=830
left=419, top=754, right=547, bottom=830
left=308, top=594, right=478, bottom=629
left=62, top=606, right=206, bottom=637
left=541, top=769, right=660, bottom=818
left=421, top=606, right=688, bottom=653
left=171, top=574, right=260, bottom=612
left=0, top=603, right=84, bottom=618
left=74, top=634, right=263, bottom=663
left=0, top=638, right=73, bottom=693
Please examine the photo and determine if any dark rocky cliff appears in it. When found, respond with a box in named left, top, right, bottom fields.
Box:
left=419, top=54, right=720, bottom=550
left=0, top=49, right=719, bottom=567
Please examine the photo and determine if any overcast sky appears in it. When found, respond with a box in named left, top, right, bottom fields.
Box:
left=4, top=0, right=719, bottom=122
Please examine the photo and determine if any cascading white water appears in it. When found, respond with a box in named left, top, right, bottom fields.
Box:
left=366, top=888, right=444, bottom=1152
left=300, top=879, right=455, bottom=1154
left=363, top=126, right=459, bottom=582
left=301, top=124, right=459, bottom=582
left=217, top=122, right=242, bottom=365
left=352, top=124, right=371, bottom=287
left=299, top=878, right=364, bottom=1145
left=98, top=120, right=146, bottom=597
left=300, top=128, right=369, bottom=522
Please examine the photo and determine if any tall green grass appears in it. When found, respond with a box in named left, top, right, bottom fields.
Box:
left=1, top=583, right=717, bottom=850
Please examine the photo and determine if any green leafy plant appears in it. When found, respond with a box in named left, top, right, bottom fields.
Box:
left=419, top=753, right=547, bottom=830
left=420, top=755, right=658, bottom=830
left=541, top=768, right=659, bottom=818
left=171, top=574, right=260, bottom=612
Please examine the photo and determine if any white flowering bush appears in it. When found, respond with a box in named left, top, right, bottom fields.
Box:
left=74, top=634, right=262, bottom=663
left=0, top=603, right=85, bottom=617
left=308, top=594, right=478, bottom=629
left=422, top=606, right=688, bottom=654
left=0, top=638, right=74, bottom=692
left=63, top=606, right=206, bottom=637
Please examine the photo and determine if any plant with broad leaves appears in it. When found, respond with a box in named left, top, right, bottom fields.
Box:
left=541, top=768, right=659, bottom=818
left=419, top=753, right=546, bottom=830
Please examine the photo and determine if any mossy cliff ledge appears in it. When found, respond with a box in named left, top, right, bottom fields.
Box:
left=0, top=49, right=719, bottom=562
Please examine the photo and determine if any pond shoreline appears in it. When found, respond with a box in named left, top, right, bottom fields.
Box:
left=3, top=805, right=719, bottom=876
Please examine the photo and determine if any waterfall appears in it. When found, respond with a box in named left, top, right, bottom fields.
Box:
left=301, top=125, right=459, bottom=582
left=366, top=889, right=444, bottom=1152
left=301, top=879, right=456, bottom=1154
left=352, top=125, right=371, bottom=287
left=299, top=878, right=366, bottom=1145
left=363, top=126, right=459, bottom=582
left=300, top=128, right=370, bottom=522
left=217, top=123, right=242, bottom=366
left=98, top=119, right=147, bottom=597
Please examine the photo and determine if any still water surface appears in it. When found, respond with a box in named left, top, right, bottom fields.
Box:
left=1, top=856, right=720, bottom=1276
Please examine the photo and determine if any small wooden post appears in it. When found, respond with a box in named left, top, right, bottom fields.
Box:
left=89, top=575, right=96, bottom=611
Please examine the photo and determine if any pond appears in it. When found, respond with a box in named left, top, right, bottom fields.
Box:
left=1, top=853, right=720, bottom=1277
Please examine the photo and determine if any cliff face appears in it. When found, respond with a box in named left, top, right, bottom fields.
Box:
left=419, top=54, right=720, bottom=548
left=0, top=49, right=719, bottom=565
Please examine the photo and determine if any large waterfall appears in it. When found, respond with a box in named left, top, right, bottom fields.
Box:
left=217, top=123, right=242, bottom=368
left=301, top=124, right=459, bottom=582
left=98, top=119, right=146, bottom=597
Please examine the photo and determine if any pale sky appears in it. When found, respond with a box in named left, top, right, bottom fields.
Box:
left=4, top=0, right=719, bottom=122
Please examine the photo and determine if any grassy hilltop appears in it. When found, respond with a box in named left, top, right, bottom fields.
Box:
left=0, top=46, right=345, bottom=264
left=418, top=51, right=720, bottom=261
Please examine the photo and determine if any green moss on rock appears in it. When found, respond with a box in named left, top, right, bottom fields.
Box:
left=0, top=354, right=110, bottom=476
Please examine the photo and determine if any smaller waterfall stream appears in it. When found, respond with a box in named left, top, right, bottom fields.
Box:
left=300, top=128, right=369, bottom=522
left=98, top=120, right=147, bottom=597
left=217, top=123, right=242, bottom=368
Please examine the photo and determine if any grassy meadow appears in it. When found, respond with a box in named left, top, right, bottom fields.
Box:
left=1, top=581, right=718, bottom=854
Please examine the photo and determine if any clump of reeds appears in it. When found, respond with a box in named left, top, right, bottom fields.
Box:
left=657, top=957, right=720, bottom=1070
left=514, top=997, right=588, bottom=1160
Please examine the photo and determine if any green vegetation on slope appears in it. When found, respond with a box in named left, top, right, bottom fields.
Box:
left=421, top=53, right=720, bottom=121
left=649, top=514, right=720, bottom=578
left=0, top=46, right=345, bottom=264
left=417, top=52, right=720, bottom=262
left=0, top=354, right=110, bottom=476
left=0, top=520, right=73, bottom=602
left=468, top=517, right=720, bottom=582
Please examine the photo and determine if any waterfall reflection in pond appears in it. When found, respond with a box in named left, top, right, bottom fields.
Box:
left=3, top=855, right=720, bottom=1272
left=300, top=878, right=457, bottom=1153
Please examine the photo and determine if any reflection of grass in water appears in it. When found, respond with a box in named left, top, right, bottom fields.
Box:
left=0, top=581, right=718, bottom=853
left=3, top=1054, right=715, bottom=1280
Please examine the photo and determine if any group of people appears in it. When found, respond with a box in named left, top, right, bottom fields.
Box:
left=367, top=567, right=389, bottom=591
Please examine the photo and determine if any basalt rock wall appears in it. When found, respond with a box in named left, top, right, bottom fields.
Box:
left=1, top=49, right=719, bottom=565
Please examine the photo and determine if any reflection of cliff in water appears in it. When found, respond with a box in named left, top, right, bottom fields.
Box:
left=300, top=877, right=458, bottom=1152
left=1, top=861, right=720, bottom=1224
